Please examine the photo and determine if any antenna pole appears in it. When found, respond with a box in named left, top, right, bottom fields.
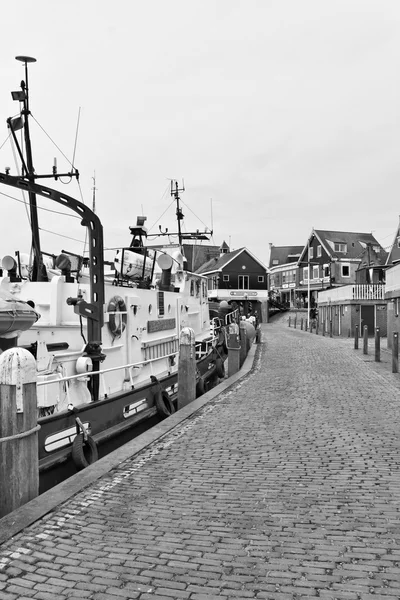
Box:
left=171, top=179, right=185, bottom=247
left=92, top=172, right=97, bottom=213
left=17, top=56, right=42, bottom=281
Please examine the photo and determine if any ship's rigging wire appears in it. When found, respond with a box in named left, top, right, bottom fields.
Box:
left=39, top=227, right=85, bottom=244
left=147, top=184, right=174, bottom=233
left=71, top=107, right=81, bottom=171
left=0, top=132, right=11, bottom=152
left=0, top=188, right=82, bottom=219
left=30, top=114, right=75, bottom=169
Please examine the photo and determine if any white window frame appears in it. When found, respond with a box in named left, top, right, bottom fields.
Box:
left=238, top=275, right=249, bottom=289
left=258, top=275, right=264, bottom=283
left=303, top=267, right=309, bottom=281
left=312, top=265, right=319, bottom=280
left=341, top=263, right=350, bottom=277
left=223, top=274, right=229, bottom=282
left=317, top=245, right=322, bottom=257
left=334, top=243, right=347, bottom=253
left=309, top=247, right=313, bottom=259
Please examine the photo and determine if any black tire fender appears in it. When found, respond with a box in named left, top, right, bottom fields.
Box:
left=155, top=389, right=175, bottom=419
left=215, top=357, right=225, bottom=378
left=196, top=376, right=205, bottom=398
left=72, top=433, right=98, bottom=471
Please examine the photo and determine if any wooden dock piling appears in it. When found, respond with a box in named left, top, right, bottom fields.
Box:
left=178, top=327, right=196, bottom=410
left=0, top=348, right=39, bottom=518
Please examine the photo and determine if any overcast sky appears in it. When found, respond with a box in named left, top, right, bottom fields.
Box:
left=0, top=0, right=399, bottom=267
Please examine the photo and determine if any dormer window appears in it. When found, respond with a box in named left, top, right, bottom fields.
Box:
left=334, top=243, right=347, bottom=253
left=272, top=259, right=279, bottom=265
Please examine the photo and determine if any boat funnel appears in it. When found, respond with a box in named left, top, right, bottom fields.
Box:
left=157, top=253, right=173, bottom=291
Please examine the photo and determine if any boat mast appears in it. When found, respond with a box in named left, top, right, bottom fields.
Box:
left=15, top=56, right=42, bottom=281
left=7, top=55, right=80, bottom=282
left=171, top=179, right=185, bottom=248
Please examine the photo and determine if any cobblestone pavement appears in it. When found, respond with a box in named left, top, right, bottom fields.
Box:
left=2, top=319, right=400, bottom=600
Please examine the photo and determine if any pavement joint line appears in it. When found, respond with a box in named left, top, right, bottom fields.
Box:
left=0, top=336, right=261, bottom=546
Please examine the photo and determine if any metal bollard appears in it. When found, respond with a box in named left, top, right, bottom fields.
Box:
left=393, top=332, right=399, bottom=373
left=329, top=321, right=333, bottom=338
left=300, top=318, right=303, bottom=331
left=294, top=316, right=297, bottom=329
left=315, top=320, right=319, bottom=335
left=375, top=327, right=380, bottom=362
left=363, top=325, right=368, bottom=354
left=288, top=316, right=291, bottom=327
left=354, top=324, right=359, bottom=350
left=309, top=319, right=312, bottom=333
left=322, top=322, right=325, bottom=337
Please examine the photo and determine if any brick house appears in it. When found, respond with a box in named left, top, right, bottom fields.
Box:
left=196, top=246, right=269, bottom=322
left=316, top=230, right=388, bottom=336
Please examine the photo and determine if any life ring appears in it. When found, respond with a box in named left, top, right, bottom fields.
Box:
left=196, top=376, right=205, bottom=398
left=107, top=295, right=127, bottom=338
left=215, top=357, right=225, bottom=378
left=155, top=389, right=175, bottom=419
left=71, top=433, right=98, bottom=471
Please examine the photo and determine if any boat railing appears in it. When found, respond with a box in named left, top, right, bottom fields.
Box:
left=37, top=327, right=222, bottom=395
left=224, top=308, right=239, bottom=325
left=36, top=350, right=179, bottom=394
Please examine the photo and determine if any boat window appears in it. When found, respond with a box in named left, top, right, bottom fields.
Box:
left=168, top=304, right=171, bottom=314
left=149, top=304, right=153, bottom=314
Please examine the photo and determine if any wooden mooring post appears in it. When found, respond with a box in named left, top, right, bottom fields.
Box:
left=227, top=322, right=240, bottom=378
left=363, top=325, right=368, bottom=355
left=300, top=318, right=303, bottom=331
left=393, top=332, right=399, bottom=373
left=0, top=347, right=39, bottom=518
left=288, top=316, right=291, bottom=327
left=375, top=327, right=380, bottom=362
left=239, top=321, right=248, bottom=367
left=294, top=316, right=297, bottom=329
left=329, top=321, right=333, bottom=338
left=178, top=327, right=196, bottom=410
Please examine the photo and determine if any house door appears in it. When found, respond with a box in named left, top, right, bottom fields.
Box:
left=238, top=275, right=249, bottom=289
left=360, top=305, right=374, bottom=335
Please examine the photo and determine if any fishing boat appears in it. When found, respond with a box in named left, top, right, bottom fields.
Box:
left=0, top=56, right=235, bottom=491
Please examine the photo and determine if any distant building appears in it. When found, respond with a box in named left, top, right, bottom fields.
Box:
left=268, top=245, right=303, bottom=307
left=196, top=245, right=269, bottom=322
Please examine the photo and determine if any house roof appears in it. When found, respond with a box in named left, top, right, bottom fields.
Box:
left=269, top=246, right=303, bottom=269
left=299, top=229, right=386, bottom=263
left=196, top=247, right=268, bottom=275
left=386, top=218, right=400, bottom=266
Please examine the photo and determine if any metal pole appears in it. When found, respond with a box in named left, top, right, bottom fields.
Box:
left=393, top=332, right=399, bottom=373
left=375, top=327, right=380, bottom=362
left=363, top=325, right=368, bottom=354
left=354, top=324, right=359, bottom=350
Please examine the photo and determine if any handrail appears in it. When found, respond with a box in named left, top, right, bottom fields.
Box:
left=37, top=330, right=221, bottom=387
left=36, top=350, right=179, bottom=387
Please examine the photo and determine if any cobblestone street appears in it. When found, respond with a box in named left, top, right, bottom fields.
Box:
left=2, top=319, right=400, bottom=600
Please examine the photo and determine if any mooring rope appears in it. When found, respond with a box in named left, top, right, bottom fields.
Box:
left=0, top=424, right=41, bottom=444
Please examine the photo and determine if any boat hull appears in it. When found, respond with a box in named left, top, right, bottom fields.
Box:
left=38, top=346, right=225, bottom=493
